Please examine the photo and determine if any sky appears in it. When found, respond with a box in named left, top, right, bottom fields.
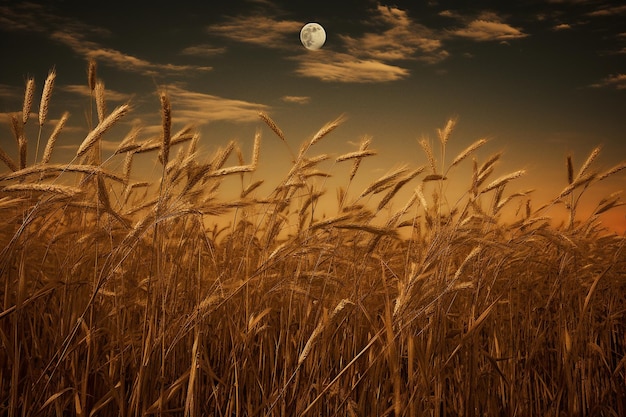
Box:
left=1, top=0, right=625, bottom=232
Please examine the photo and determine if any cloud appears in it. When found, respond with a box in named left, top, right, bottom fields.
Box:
left=590, top=73, right=626, bottom=90
left=206, top=15, right=302, bottom=49
left=50, top=31, right=213, bottom=76
left=587, top=5, right=626, bottom=17
left=439, top=10, right=461, bottom=19
left=553, top=23, right=572, bottom=30
left=450, top=18, right=528, bottom=41
left=0, top=3, right=108, bottom=36
left=292, top=5, right=447, bottom=83
left=340, top=5, right=449, bottom=64
left=281, top=96, right=310, bottom=104
left=166, top=85, right=270, bottom=124
left=0, top=3, right=212, bottom=77
left=0, top=84, right=23, bottom=102
left=61, top=85, right=131, bottom=102
left=180, top=44, right=227, bottom=57
left=294, top=52, right=409, bottom=83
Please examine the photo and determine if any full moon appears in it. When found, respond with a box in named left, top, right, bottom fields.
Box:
left=300, top=22, right=326, bottom=50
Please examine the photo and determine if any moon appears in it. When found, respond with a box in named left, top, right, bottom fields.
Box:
left=300, top=22, right=326, bottom=50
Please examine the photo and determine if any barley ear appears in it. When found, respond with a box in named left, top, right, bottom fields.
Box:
left=575, top=146, right=600, bottom=182
left=87, top=59, right=97, bottom=92
left=251, top=130, right=261, bottom=168
left=42, top=111, right=69, bottom=164
left=450, top=138, right=487, bottom=169
left=437, top=117, right=457, bottom=146
left=309, top=113, right=345, bottom=147
left=38, top=68, right=56, bottom=126
left=76, top=104, right=130, bottom=158
left=22, top=77, right=35, bottom=125
left=481, top=170, right=526, bottom=194
left=0, top=146, right=18, bottom=171
left=566, top=154, right=574, bottom=185
left=160, top=91, right=172, bottom=166
left=11, top=115, right=27, bottom=169
left=419, top=137, right=437, bottom=174
left=95, top=81, right=107, bottom=124
left=259, top=112, right=294, bottom=160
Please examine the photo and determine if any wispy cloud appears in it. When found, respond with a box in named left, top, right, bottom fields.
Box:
left=340, top=5, right=449, bottom=64
left=0, top=3, right=109, bottom=37
left=61, top=85, right=131, bottom=102
left=587, top=5, right=626, bottom=17
left=0, top=84, right=23, bottom=102
left=291, top=5, right=447, bottom=83
left=281, top=96, right=310, bottom=104
left=590, top=73, right=626, bottom=90
left=450, top=13, right=528, bottom=42
left=0, top=3, right=212, bottom=76
left=166, top=85, right=270, bottom=124
left=294, top=52, right=409, bottom=83
left=206, top=15, right=302, bottom=49
left=181, top=44, right=227, bottom=57
left=553, top=23, right=573, bottom=30
left=51, top=31, right=213, bottom=76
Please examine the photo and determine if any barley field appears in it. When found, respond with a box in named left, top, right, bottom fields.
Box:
left=1, top=64, right=625, bottom=417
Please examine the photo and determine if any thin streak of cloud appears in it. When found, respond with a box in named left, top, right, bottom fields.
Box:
left=294, top=53, right=409, bottom=83
left=451, top=19, right=527, bottom=41
left=166, top=86, right=270, bottom=124
left=180, top=44, right=227, bottom=57
left=206, top=15, right=301, bottom=49
left=281, top=96, right=310, bottom=104
left=590, top=74, right=626, bottom=90
left=0, top=84, right=23, bottom=102
left=0, top=3, right=109, bottom=37
left=0, top=3, right=211, bottom=76
left=61, top=85, right=130, bottom=102
left=587, top=5, right=626, bottom=17
left=553, top=23, right=572, bottom=30
left=51, top=31, right=213, bottom=76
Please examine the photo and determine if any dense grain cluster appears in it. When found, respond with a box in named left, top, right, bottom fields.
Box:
left=1, top=65, right=625, bottom=417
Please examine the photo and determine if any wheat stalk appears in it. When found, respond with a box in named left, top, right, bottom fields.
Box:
left=449, top=138, right=487, bottom=170
left=3, top=183, right=82, bottom=197
left=41, top=111, right=69, bottom=164
left=349, top=136, right=373, bottom=181
left=94, top=81, right=107, bottom=124
left=597, top=161, right=626, bottom=181
left=310, top=114, right=345, bottom=147
left=566, top=154, right=574, bottom=185
left=12, top=115, right=27, bottom=170
left=38, top=68, right=55, bottom=127
left=575, top=146, right=601, bottom=182
left=419, top=137, right=437, bottom=174
left=0, top=163, right=124, bottom=183
left=359, top=166, right=409, bottom=198
left=298, top=299, right=353, bottom=366
left=555, top=172, right=596, bottom=200
left=115, top=125, right=142, bottom=154
left=22, top=77, right=35, bottom=125
left=87, top=59, right=97, bottom=92
left=160, top=91, right=172, bottom=166
left=481, top=170, right=525, bottom=194
left=76, top=104, right=130, bottom=158
left=336, top=149, right=377, bottom=163
left=437, top=117, right=457, bottom=146
left=0, top=146, right=18, bottom=171
left=377, top=167, right=424, bottom=211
